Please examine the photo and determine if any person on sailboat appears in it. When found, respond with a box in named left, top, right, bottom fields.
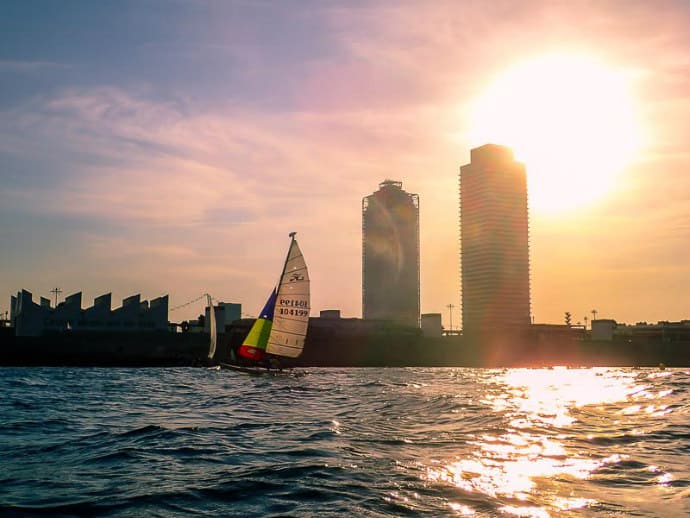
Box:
left=267, top=357, right=282, bottom=371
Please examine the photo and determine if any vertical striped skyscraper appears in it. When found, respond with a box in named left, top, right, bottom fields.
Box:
left=362, top=180, right=420, bottom=327
left=460, top=144, right=531, bottom=336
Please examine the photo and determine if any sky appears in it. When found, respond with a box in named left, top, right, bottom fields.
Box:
left=1, top=0, right=689, bottom=327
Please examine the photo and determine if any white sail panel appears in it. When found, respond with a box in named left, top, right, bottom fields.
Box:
left=207, top=294, right=217, bottom=360
left=266, top=238, right=310, bottom=358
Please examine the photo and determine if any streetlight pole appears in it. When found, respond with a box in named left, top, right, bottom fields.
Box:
left=50, top=287, right=62, bottom=308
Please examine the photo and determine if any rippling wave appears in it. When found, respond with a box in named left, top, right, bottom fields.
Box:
left=1, top=367, right=688, bottom=516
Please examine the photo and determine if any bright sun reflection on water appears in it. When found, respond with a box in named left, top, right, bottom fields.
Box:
left=487, top=367, right=642, bottom=428
left=422, top=368, right=678, bottom=516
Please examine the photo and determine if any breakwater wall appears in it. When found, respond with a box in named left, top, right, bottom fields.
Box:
left=0, top=328, right=211, bottom=367
left=2, top=322, right=689, bottom=367
left=226, top=319, right=690, bottom=368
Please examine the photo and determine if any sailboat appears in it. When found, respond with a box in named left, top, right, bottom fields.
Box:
left=222, top=232, right=310, bottom=373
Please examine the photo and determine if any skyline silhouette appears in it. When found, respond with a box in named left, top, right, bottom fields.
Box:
left=1, top=1, right=688, bottom=327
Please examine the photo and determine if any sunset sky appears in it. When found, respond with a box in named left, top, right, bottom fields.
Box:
left=1, top=0, right=688, bottom=327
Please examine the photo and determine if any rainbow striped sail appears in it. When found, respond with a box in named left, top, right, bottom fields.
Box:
left=238, top=233, right=310, bottom=362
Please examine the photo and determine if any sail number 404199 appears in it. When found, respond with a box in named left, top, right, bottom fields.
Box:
left=278, top=308, right=308, bottom=317
left=278, top=298, right=308, bottom=317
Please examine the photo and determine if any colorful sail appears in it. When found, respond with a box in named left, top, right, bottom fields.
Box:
left=238, top=233, right=310, bottom=362
left=238, top=289, right=276, bottom=362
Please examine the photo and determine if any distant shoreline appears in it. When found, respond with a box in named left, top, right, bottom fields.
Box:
left=2, top=327, right=688, bottom=368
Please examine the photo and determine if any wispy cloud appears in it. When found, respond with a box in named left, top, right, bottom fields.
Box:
left=0, top=60, right=70, bottom=72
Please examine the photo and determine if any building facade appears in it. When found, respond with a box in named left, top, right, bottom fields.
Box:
left=362, top=180, right=420, bottom=327
left=10, top=289, right=169, bottom=336
left=460, top=144, right=531, bottom=335
left=421, top=313, right=443, bottom=337
left=204, top=302, right=242, bottom=334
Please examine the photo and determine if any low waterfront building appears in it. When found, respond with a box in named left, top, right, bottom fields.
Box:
left=609, top=320, right=690, bottom=344
left=421, top=313, right=443, bottom=337
left=204, top=302, right=242, bottom=334
left=10, top=289, right=169, bottom=336
left=591, top=319, right=617, bottom=341
left=531, top=323, right=584, bottom=343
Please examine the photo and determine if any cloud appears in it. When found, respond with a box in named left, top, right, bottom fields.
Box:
left=0, top=85, right=392, bottom=317
left=1, top=0, right=689, bottom=323
left=0, top=88, right=313, bottom=222
left=0, top=60, right=70, bottom=72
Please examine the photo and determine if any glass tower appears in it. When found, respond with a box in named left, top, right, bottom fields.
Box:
left=362, top=180, right=420, bottom=327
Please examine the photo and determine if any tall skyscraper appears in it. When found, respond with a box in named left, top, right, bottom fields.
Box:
left=362, top=180, right=420, bottom=327
left=460, top=144, right=531, bottom=335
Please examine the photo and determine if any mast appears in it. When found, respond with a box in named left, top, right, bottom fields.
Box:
left=276, top=232, right=297, bottom=286
left=275, top=232, right=297, bottom=293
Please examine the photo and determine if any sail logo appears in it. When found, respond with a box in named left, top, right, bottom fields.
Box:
left=289, top=273, right=305, bottom=282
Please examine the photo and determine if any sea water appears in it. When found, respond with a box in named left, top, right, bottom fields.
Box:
left=1, top=367, right=688, bottom=516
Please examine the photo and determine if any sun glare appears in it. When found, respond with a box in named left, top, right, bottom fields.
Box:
left=468, top=53, right=643, bottom=212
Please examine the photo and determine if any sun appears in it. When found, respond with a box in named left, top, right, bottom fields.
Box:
left=468, top=53, right=643, bottom=212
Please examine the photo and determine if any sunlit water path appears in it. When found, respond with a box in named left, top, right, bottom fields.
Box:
left=1, top=367, right=688, bottom=516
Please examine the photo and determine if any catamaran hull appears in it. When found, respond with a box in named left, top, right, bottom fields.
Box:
left=219, top=362, right=278, bottom=376
left=219, top=362, right=306, bottom=377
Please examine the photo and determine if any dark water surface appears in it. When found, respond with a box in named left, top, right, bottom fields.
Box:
left=1, top=367, right=689, bottom=516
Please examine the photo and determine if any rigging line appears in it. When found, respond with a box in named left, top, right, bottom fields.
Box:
left=169, top=293, right=208, bottom=312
